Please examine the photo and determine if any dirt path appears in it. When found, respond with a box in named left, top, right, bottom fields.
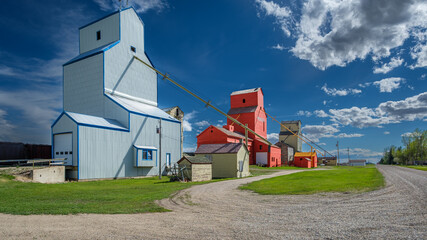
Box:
left=0, top=165, right=426, bottom=239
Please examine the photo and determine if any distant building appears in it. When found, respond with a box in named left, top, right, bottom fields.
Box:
left=197, top=88, right=281, bottom=167
left=195, top=143, right=250, bottom=178
left=275, top=142, right=294, bottom=166
left=349, top=159, right=366, bottom=166
left=294, top=152, right=317, bottom=168
left=319, top=156, right=337, bottom=166
left=51, top=8, right=181, bottom=180
left=279, top=120, right=302, bottom=152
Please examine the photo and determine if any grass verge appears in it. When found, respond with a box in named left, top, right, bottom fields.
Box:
left=0, top=174, right=203, bottom=215
left=400, top=165, right=427, bottom=171
left=241, top=166, right=384, bottom=195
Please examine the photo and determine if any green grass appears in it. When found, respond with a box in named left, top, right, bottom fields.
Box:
left=249, top=165, right=306, bottom=176
left=241, top=166, right=385, bottom=195
left=400, top=165, right=427, bottom=171
left=0, top=174, right=203, bottom=215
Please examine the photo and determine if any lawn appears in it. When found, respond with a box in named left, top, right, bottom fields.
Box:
left=0, top=174, right=201, bottom=215
left=249, top=165, right=305, bottom=176
left=401, top=165, right=427, bottom=171
left=241, top=166, right=384, bottom=195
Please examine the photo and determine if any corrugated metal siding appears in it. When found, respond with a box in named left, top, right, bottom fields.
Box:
left=52, top=114, right=78, bottom=166
left=66, top=112, right=127, bottom=130
left=104, top=96, right=130, bottom=128
left=64, top=54, right=104, bottom=117
left=104, top=9, right=157, bottom=104
left=79, top=12, right=120, bottom=54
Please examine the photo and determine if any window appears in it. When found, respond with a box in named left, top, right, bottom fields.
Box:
left=142, top=149, right=153, bottom=160
left=69, top=151, right=72, bottom=154
left=96, top=31, right=101, bottom=40
left=243, top=99, right=246, bottom=103
left=56, top=152, right=59, bottom=155
left=60, top=152, right=64, bottom=155
left=65, top=151, right=68, bottom=155
left=259, top=145, right=262, bottom=150
left=130, top=46, right=136, bottom=53
left=166, top=153, right=171, bottom=166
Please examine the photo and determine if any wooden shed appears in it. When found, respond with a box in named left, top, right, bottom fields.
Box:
left=294, top=152, right=317, bottom=168
left=195, top=143, right=250, bottom=178
left=177, top=155, right=212, bottom=182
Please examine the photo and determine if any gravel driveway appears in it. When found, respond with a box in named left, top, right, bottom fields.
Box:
left=0, top=165, right=425, bottom=239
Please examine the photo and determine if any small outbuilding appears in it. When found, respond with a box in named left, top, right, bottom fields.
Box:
left=195, top=143, right=250, bottom=178
left=294, top=152, right=317, bottom=168
left=177, top=155, right=212, bottom=182
left=349, top=159, right=366, bottom=166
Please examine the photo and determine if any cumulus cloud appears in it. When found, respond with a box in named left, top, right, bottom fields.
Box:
left=257, top=0, right=427, bottom=70
left=267, top=133, right=279, bottom=142
left=373, top=77, right=405, bottom=93
left=328, top=92, right=427, bottom=128
left=297, top=110, right=312, bottom=117
left=0, top=109, right=16, bottom=142
left=302, top=124, right=364, bottom=142
left=314, top=110, right=329, bottom=118
left=321, top=84, right=361, bottom=96
left=336, top=133, right=364, bottom=138
left=384, top=131, right=390, bottom=135
left=373, top=57, right=404, bottom=74
left=183, top=110, right=197, bottom=132
left=93, top=0, right=168, bottom=13
left=195, top=120, right=210, bottom=127
left=256, top=0, right=293, bottom=36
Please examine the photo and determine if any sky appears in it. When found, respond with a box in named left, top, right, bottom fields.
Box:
left=0, top=0, right=426, bottom=163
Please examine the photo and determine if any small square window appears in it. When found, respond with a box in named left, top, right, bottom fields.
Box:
left=60, top=152, right=64, bottom=155
left=65, top=151, right=68, bottom=154
left=69, top=151, right=73, bottom=154
left=243, top=99, right=246, bottom=103
left=96, top=31, right=101, bottom=40
left=142, top=149, right=153, bottom=160
left=259, top=145, right=262, bottom=150
left=56, top=152, right=59, bottom=155
left=130, top=46, right=136, bottom=53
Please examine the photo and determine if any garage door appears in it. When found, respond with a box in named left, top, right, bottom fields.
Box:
left=256, top=152, right=268, bottom=165
left=54, top=133, right=73, bottom=166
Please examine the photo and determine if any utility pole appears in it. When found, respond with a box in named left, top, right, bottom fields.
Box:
left=158, top=119, right=162, bottom=180
left=347, top=147, right=350, bottom=162
left=336, top=141, right=340, bottom=166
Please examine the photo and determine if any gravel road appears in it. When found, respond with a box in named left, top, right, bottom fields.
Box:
left=0, top=165, right=425, bottom=239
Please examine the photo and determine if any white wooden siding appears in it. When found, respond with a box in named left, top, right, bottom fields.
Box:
left=79, top=13, right=120, bottom=54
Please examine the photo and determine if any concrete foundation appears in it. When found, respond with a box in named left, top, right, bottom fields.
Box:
left=31, top=166, right=65, bottom=183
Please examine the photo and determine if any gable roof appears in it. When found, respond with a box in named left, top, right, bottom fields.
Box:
left=214, top=126, right=252, bottom=140
left=64, top=112, right=128, bottom=131
left=227, top=106, right=258, bottom=115
left=231, top=88, right=262, bottom=96
left=195, top=143, right=246, bottom=154
left=178, top=155, right=212, bottom=164
left=63, top=41, right=119, bottom=66
left=295, top=152, right=317, bottom=157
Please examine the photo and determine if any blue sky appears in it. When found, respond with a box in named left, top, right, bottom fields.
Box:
left=0, top=0, right=426, bottom=162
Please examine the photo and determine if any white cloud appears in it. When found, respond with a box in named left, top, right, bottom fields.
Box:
left=194, top=120, right=210, bottom=127
left=183, top=110, right=197, bottom=132
left=384, top=131, right=390, bottom=135
left=321, top=84, right=361, bottom=96
left=183, top=146, right=196, bottom=153
left=335, top=133, right=364, bottom=138
left=256, top=0, right=293, bottom=36
left=302, top=124, right=340, bottom=142
left=373, top=77, right=405, bottom=93
left=328, top=92, right=427, bottom=128
left=297, top=110, right=312, bottom=117
left=373, top=57, right=404, bottom=74
left=314, top=110, right=329, bottom=118
left=267, top=133, right=279, bottom=142
left=272, top=44, right=286, bottom=50
left=257, top=0, right=427, bottom=70
left=93, top=0, right=168, bottom=13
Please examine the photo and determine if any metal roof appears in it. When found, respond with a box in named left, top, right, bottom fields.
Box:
left=227, top=106, right=258, bottom=115
left=349, top=159, right=366, bottom=163
left=294, top=152, right=317, bottom=157
left=66, top=112, right=128, bottom=131
left=230, top=88, right=261, bottom=96
left=108, top=94, right=179, bottom=122
left=214, top=126, right=252, bottom=140
left=178, top=155, right=212, bottom=164
left=133, top=145, right=157, bottom=150
left=195, top=143, right=245, bottom=154
left=63, top=41, right=119, bottom=66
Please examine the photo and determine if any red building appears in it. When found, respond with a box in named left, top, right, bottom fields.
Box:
left=293, top=152, right=317, bottom=168
left=197, top=88, right=281, bottom=167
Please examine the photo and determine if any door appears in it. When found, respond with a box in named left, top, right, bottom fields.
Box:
left=256, top=152, right=268, bottom=165
left=54, top=133, right=73, bottom=165
left=166, top=153, right=171, bottom=166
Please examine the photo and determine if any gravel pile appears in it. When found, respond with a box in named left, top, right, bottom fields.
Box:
left=0, top=165, right=425, bottom=239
